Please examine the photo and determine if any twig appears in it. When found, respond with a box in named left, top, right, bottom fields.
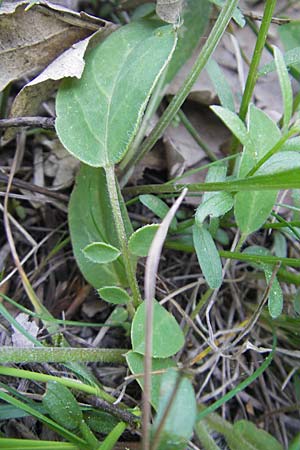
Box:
left=0, top=117, right=55, bottom=129
left=83, top=395, right=140, bottom=428
left=0, top=173, right=68, bottom=202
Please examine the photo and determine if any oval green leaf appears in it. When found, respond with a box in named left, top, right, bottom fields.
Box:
left=83, top=242, right=121, bottom=264
left=131, top=299, right=184, bottom=358
left=195, top=191, right=233, bottom=225
left=193, top=224, right=222, bottom=289
left=128, top=224, right=159, bottom=256
left=126, top=351, right=176, bottom=410
left=98, top=286, right=131, bottom=304
left=42, top=381, right=82, bottom=431
left=56, top=21, right=176, bottom=167
left=69, top=165, right=131, bottom=289
left=151, top=368, right=197, bottom=450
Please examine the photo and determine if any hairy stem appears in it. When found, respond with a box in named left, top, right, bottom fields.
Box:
left=105, top=165, right=142, bottom=308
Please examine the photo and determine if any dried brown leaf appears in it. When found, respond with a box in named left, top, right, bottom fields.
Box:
left=0, top=1, right=108, bottom=91
left=1, top=2, right=115, bottom=144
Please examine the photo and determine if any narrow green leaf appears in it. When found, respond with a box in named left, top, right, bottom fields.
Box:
left=257, top=151, right=300, bottom=175
left=243, top=246, right=283, bottom=318
left=293, top=290, right=300, bottom=314
left=126, top=351, right=176, bottom=410
left=195, top=191, right=233, bottom=225
left=151, top=369, right=196, bottom=450
left=83, top=242, right=121, bottom=264
left=69, top=165, right=131, bottom=289
left=274, top=231, right=287, bottom=258
left=128, top=224, right=160, bottom=256
left=202, top=164, right=228, bottom=203
left=97, top=286, right=131, bottom=304
left=233, top=420, right=283, bottom=450
left=139, top=194, right=177, bottom=230
left=43, top=382, right=83, bottom=431
left=193, top=224, right=222, bottom=288
left=211, top=105, right=252, bottom=148
left=165, top=0, right=211, bottom=83
left=56, top=21, right=176, bottom=167
left=259, top=47, right=300, bottom=76
left=210, top=0, right=245, bottom=27
left=206, top=58, right=235, bottom=111
left=131, top=299, right=184, bottom=358
left=279, top=22, right=300, bottom=77
left=98, top=422, right=126, bottom=450
left=274, top=46, right=293, bottom=132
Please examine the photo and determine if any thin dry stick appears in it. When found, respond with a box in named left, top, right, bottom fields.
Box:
left=0, top=117, right=55, bottom=129
left=142, top=188, right=187, bottom=450
left=3, top=136, right=49, bottom=316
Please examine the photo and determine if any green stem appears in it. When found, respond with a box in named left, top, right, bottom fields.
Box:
left=0, top=347, right=126, bottom=364
left=105, top=165, right=142, bottom=308
left=123, top=0, right=239, bottom=172
left=0, top=366, right=115, bottom=404
left=230, top=0, right=277, bottom=156
left=177, top=108, right=217, bottom=161
left=239, top=0, right=277, bottom=120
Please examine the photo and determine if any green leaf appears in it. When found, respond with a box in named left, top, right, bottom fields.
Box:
left=195, top=191, right=233, bottom=225
left=84, top=410, right=119, bottom=435
left=193, top=224, right=222, bottom=288
left=203, top=164, right=228, bottom=203
left=234, top=190, right=277, bottom=235
left=235, top=106, right=282, bottom=235
left=264, top=266, right=283, bottom=318
left=257, top=151, right=300, bottom=175
left=128, top=224, right=160, bottom=256
left=243, top=246, right=283, bottom=318
left=83, top=242, right=120, bottom=264
left=69, top=165, right=131, bottom=289
left=211, top=105, right=252, bottom=148
left=139, top=194, right=177, bottom=230
left=279, top=22, right=300, bottom=77
left=126, top=351, right=176, bottom=410
left=131, top=299, right=184, bottom=358
left=233, top=420, right=283, bottom=450
left=206, top=58, right=235, bottom=111
left=151, top=369, right=196, bottom=450
left=165, top=0, right=211, bottom=83
left=97, top=286, right=131, bottom=304
left=98, top=422, right=126, bottom=450
left=56, top=20, right=176, bottom=167
left=239, top=105, right=281, bottom=177
left=259, top=47, right=300, bottom=77
left=42, top=382, right=83, bottom=431
left=210, top=0, right=245, bottom=27
left=274, top=46, right=293, bottom=132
